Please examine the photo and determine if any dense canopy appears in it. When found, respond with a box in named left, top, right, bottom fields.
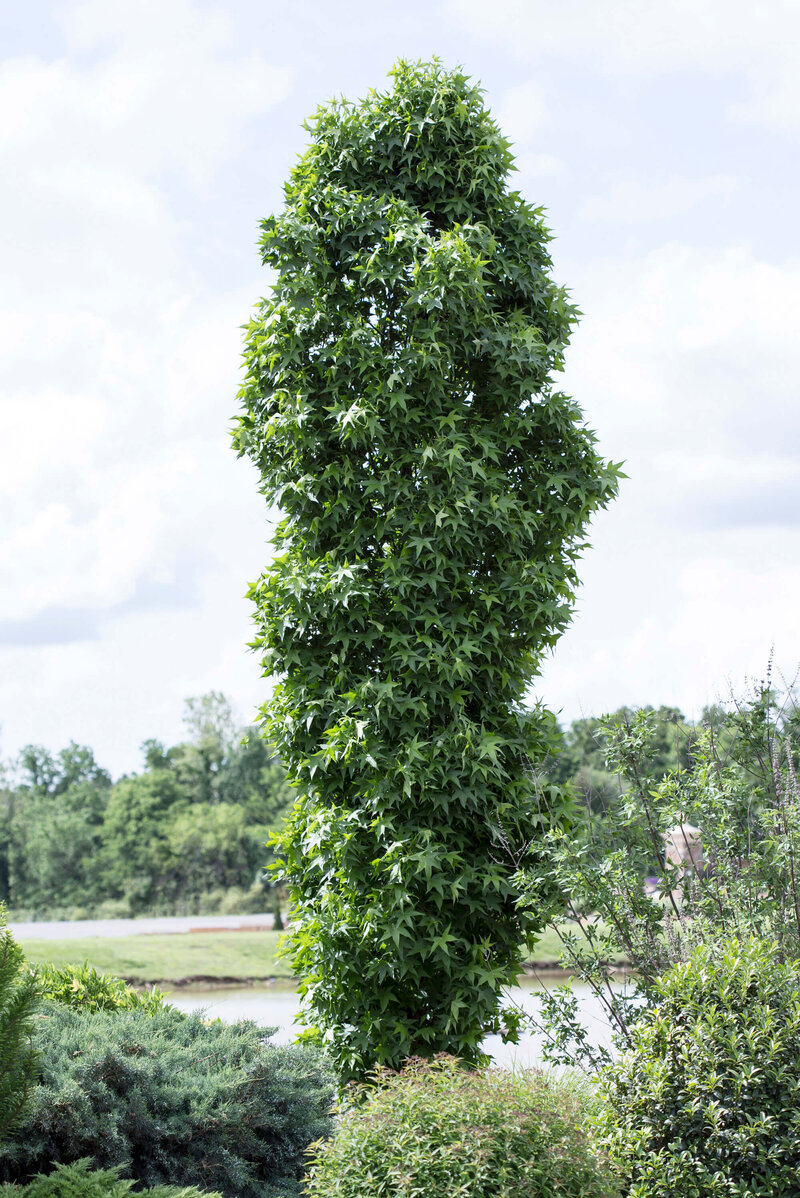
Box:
left=235, top=60, right=619, bottom=1080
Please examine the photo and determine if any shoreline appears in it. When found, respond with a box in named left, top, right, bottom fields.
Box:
left=146, top=963, right=632, bottom=990
left=20, top=924, right=629, bottom=989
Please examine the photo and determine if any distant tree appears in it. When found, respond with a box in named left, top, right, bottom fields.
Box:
left=52, top=743, right=112, bottom=795
left=5, top=745, right=112, bottom=910
left=169, top=693, right=238, bottom=805
left=234, top=60, right=619, bottom=1081
left=10, top=789, right=107, bottom=910
left=101, top=772, right=186, bottom=908
left=216, top=732, right=295, bottom=827
left=167, top=804, right=267, bottom=894
left=16, top=743, right=110, bottom=797
left=556, top=705, right=698, bottom=822
left=1, top=696, right=295, bottom=917
left=182, top=692, right=238, bottom=749
left=15, top=746, right=58, bottom=796
left=140, top=738, right=172, bottom=772
left=0, top=745, right=13, bottom=905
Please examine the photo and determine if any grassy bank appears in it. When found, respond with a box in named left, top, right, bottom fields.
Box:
left=20, top=923, right=615, bottom=986
left=22, top=931, right=293, bottom=984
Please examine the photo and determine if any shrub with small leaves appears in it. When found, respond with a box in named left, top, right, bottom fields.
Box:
left=34, top=961, right=171, bottom=1015
left=594, top=936, right=800, bottom=1197
left=303, top=1055, right=618, bottom=1198
left=0, top=1003, right=333, bottom=1198
left=0, top=1157, right=220, bottom=1197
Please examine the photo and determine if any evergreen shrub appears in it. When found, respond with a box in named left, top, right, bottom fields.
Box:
left=0, top=916, right=39, bottom=1140
left=594, top=936, right=800, bottom=1197
left=0, top=1157, right=220, bottom=1197
left=0, top=1004, right=333, bottom=1198
left=303, top=1055, right=618, bottom=1198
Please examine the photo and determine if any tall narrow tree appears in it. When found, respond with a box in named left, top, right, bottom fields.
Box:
left=234, top=60, right=620, bottom=1082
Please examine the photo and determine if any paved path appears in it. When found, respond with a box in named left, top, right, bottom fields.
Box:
left=9, top=913, right=275, bottom=941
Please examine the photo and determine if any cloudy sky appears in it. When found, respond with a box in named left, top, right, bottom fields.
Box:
left=1, top=0, right=798, bottom=776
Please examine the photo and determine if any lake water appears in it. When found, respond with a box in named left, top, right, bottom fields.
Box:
left=165, top=976, right=620, bottom=1068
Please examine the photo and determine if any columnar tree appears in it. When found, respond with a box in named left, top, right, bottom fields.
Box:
left=234, top=60, right=619, bottom=1081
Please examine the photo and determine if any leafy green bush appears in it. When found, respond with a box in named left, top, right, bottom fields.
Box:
left=0, top=1157, right=220, bottom=1196
left=34, top=961, right=171, bottom=1015
left=524, top=684, right=800, bottom=1070
left=0, top=1003, right=333, bottom=1198
left=594, top=936, right=800, bottom=1197
left=304, top=1055, right=618, bottom=1198
left=0, top=913, right=39, bottom=1140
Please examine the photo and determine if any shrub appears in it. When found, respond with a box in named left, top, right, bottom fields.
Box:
left=594, top=936, right=800, bottom=1197
left=0, top=1003, right=333, bottom=1198
left=34, top=961, right=171, bottom=1015
left=524, top=684, right=800, bottom=1070
left=0, top=914, right=39, bottom=1140
left=0, top=1157, right=220, bottom=1196
left=303, top=1055, right=618, bottom=1198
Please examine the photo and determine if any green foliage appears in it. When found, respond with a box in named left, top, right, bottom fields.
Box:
left=595, top=936, right=800, bottom=1197
left=166, top=804, right=265, bottom=894
left=0, top=913, right=39, bottom=1141
left=524, top=683, right=800, bottom=1071
left=1, top=745, right=111, bottom=911
left=234, top=58, right=619, bottom=1082
left=0, top=1003, right=333, bottom=1197
left=1, top=692, right=295, bottom=917
left=16, top=744, right=111, bottom=797
left=548, top=705, right=696, bottom=818
left=100, top=770, right=187, bottom=908
left=0, top=1157, right=220, bottom=1197
left=304, top=1055, right=618, bottom=1198
left=565, top=706, right=694, bottom=779
left=34, top=961, right=170, bottom=1015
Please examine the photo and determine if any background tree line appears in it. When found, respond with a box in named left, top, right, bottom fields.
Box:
left=0, top=693, right=294, bottom=918
left=0, top=694, right=746, bottom=921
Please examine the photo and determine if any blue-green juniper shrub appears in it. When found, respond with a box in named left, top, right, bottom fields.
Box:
left=0, top=1003, right=333, bottom=1198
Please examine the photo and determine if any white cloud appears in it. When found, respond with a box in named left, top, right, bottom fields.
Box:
left=579, top=175, right=737, bottom=223
left=560, top=242, right=800, bottom=459
left=1, top=0, right=796, bottom=773
left=0, top=0, right=287, bottom=761
left=535, top=507, right=800, bottom=725
left=446, top=0, right=800, bottom=127
left=532, top=237, right=800, bottom=721
left=496, top=80, right=550, bottom=145
left=0, top=0, right=290, bottom=182
left=0, top=571, right=272, bottom=770
left=514, top=151, right=564, bottom=177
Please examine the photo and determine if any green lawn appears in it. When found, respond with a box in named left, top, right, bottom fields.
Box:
left=20, top=922, right=620, bottom=985
left=21, top=931, right=293, bottom=984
